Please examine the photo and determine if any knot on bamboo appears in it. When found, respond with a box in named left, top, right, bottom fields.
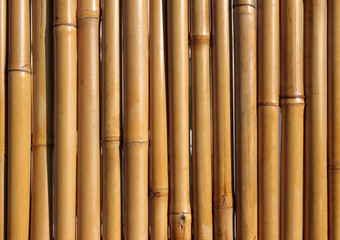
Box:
left=233, top=0, right=255, bottom=8
left=280, top=97, right=305, bottom=106
left=149, top=188, right=168, bottom=198
left=190, top=35, right=210, bottom=45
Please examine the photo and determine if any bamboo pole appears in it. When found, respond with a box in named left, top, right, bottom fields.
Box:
left=257, top=0, right=279, bottom=239
left=328, top=1, right=340, bottom=239
left=123, top=0, right=149, bottom=239
left=211, top=0, right=233, bottom=239
left=7, top=0, right=31, bottom=238
left=280, top=0, right=304, bottom=239
left=150, top=0, right=169, bottom=239
left=53, top=1, right=77, bottom=239
left=77, top=0, right=101, bottom=239
left=167, top=0, right=192, bottom=239
left=190, top=0, right=212, bottom=239
left=101, top=0, right=121, bottom=239
left=304, top=0, right=327, bottom=239
left=31, top=0, right=54, bottom=239
left=233, top=1, right=257, bottom=239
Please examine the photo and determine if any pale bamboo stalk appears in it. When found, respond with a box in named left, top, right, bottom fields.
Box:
left=304, top=0, right=327, bottom=239
left=123, top=0, right=149, bottom=239
left=77, top=0, right=101, bottom=239
left=31, top=0, right=54, bottom=239
left=53, top=0, right=77, bottom=239
left=101, top=0, right=121, bottom=239
left=7, top=0, right=31, bottom=238
left=167, top=0, right=192, bottom=239
left=257, top=0, right=279, bottom=239
left=190, top=0, right=212, bottom=239
left=328, top=1, right=340, bottom=239
left=150, top=0, right=169, bottom=239
left=280, top=0, right=304, bottom=239
left=233, top=1, right=257, bottom=239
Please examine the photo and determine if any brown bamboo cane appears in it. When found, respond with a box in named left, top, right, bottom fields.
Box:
left=280, top=0, right=304, bottom=239
left=304, top=0, right=328, bottom=239
left=150, top=0, right=169, bottom=239
left=31, top=0, right=54, bottom=239
left=101, top=0, right=121, bottom=239
left=167, top=0, right=192, bottom=239
left=328, top=1, right=340, bottom=239
left=77, top=0, right=101, bottom=239
left=212, top=0, right=233, bottom=239
left=190, top=0, right=212, bottom=239
left=7, top=0, right=31, bottom=238
left=257, top=0, right=279, bottom=239
left=53, top=0, right=77, bottom=239
left=123, top=0, right=149, bottom=239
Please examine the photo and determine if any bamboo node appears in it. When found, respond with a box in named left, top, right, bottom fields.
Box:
left=233, top=0, right=255, bottom=8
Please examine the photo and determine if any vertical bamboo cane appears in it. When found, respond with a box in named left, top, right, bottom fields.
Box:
left=53, top=1, right=77, bottom=239
left=167, top=0, right=192, bottom=239
left=190, top=0, right=212, bottom=239
left=304, top=0, right=327, bottom=239
left=150, top=0, right=169, bottom=239
left=233, top=1, right=257, bottom=239
left=77, top=0, right=101, bottom=239
left=257, top=0, right=279, bottom=239
left=123, top=0, right=149, bottom=239
left=328, top=1, right=340, bottom=239
left=31, top=0, right=54, bottom=239
left=280, top=0, right=304, bottom=239
left=212, top=0, right=233, bottom=239
left=7, top=0, right=31, bottom=238
left=102, top=0, right=121, bottom=239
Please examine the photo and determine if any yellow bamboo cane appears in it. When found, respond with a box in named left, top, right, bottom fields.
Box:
left=101, top=0, right=121, bottom=239
left=7, top=0, right=31, bottom=238
left=53, top=0, right=77, bottom=239
left=257, top=0, right=279, bottom=239
left=190, top=0, right=212, bottom=239
left=233, top=1, right=257, bottom=239
left=123, top=0, right=149, bottom=239
left=280, top=0, right=304, bottom=239
left=150, top=0, right=169, bottom=239
left=328, top=1, right=340, bottom=239
left=167, top=0, right=192, bottom=239
left=31, top=0, right=54, bottom=239
left=77, top=0, right=101, bottom=239
left=304, top=0, right=327, bottom=239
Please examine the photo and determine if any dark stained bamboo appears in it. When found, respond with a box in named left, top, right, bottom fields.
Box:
left=167, top=0, right=192, bottom=239
left=31, top=0, right=54, bottom=239
left=304, top=0, right=328, bottom=239
left=280, top=0, right=304, bottom=239
left=328, top=0, right=340, bottom=239
left=123, top=0, right=149, bottom=239
left=7, top=0, right=31, bottom=238
left=53, top=0, right=77, bottom=239
left=149, top=0, right=169, bottom=239
left=101, top=0, right=121, bottom=239
left=212, top=0, right=233, bottom=238
left=233, top=0, right=257, bottom=239
left=257, top=0, right=279, bottom=239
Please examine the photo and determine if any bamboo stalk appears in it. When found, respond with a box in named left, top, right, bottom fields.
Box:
left=77, top=0, right=101, bottom=239
left=167, top=0, right=192, bottom=239
left=328, top=1, right=340, bottom=239
left=149, top=0, right=169, bottom=239
left=190, top=0, right=212, bottom=239
left=31, top=0, right=54, bottom=239
left=257, top=0, right=279, bottom=239
left=123, top=0, right=149, bottom=239
left=280, top=0, right=304, bottom=239
left=7, top=0, right=31, bottom=238
left=304, top=0, right=327, bottom=239
left=53, top=1, right=77, bottom=239
left=101, top=0, right=121, bottom=239
left=233, top=1, right=257, bottom=239
left=212, top=0, right=233, bottom=239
